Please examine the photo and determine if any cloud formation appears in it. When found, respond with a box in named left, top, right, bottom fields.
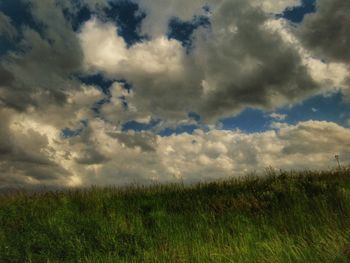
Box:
left=295, top=0, right=350, bottom=97
left=2, top=113, right=349, bottom=189
left=132, top=0, right=302, bottom=37
left=0, top=108, right=71, bottom=188
left=0, top=0, right=349, bottom=189
left=79, top=0, right=323, bottom=122
left=298, top=0, right=350, bottom=64
left=0, top=0, right=84, bottom=111
left=0, top=12, right=17, bottom=40
left=192, top=1, right=318, bottom=120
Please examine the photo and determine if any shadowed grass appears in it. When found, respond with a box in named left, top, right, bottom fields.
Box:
left=1, top=168, right=350, bottom=262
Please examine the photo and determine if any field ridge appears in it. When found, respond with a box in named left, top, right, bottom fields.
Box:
left=1, top=168, right=350, bottom=262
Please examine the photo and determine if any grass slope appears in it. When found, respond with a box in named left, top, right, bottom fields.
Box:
left=1, top=169, right=350, bottom=262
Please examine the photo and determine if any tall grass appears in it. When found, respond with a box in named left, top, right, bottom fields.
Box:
left=1, top=168, right=350, bottom=262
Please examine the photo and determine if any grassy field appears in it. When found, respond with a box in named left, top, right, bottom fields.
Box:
left=1, top=168, right=350, bottom=262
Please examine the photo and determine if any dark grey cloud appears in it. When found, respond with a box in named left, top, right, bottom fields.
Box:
left=0, top=109, right=71, bottom=188
left=0, top=109, right=14, bottom=156
left=81, top=0, right=320, bottom=123
left=67, top=125, right=111, bottom=165
left=0, top=64, right=14, bottom=87
left=108, top=132, right=157, bottom=152
left=75, top=148, right=110, bottom=165
left=0, top=12, right=18, bottom=40
left=0, top=3, right=108, bottom=188
left=192, top=0, right=319, bottom=121
left=298, top=0, right=350, bottom=64
left=0, top=0, right=84, bottom=111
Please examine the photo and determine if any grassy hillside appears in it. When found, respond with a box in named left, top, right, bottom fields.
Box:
left=1, top=168, right=350, bottom=262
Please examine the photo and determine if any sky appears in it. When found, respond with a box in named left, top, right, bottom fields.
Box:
left=0, top=0, right=350, bottom=189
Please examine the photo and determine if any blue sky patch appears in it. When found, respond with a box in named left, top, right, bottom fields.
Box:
left=63, top=5, right=92, bottom=32
left=219, top=91, right=350, bottom=133
left=122, top=117, right=203, bottom=137
left=278, top=92, right=350, bottom=127
left=104, top=1, right=146, bottom=46
left=61, top=120, right=88, bottom=139
left=168, top=15, right=210, bottom=51
left=62, top=127, right=83, bottom=138
left=219, top=108, right=270, bottom=133
left=122, top=119, right=161, bottom=132
left=78, top=74, right=134, bottom=114
left=278, top=0, right=316, bottom=23
left=63, top=0, right=146, bottom=46
left=77, top=73, right=115, bottom=95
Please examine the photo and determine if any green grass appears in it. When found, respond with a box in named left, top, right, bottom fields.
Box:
left=1, top=168, right=350, bottom=262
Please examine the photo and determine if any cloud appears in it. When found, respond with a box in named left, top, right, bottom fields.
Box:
left=256, top=0, right=301, bottom=13
left=107, top=132, right=157, bottom=152
left=132, top=0, right=301, bottom=37
left=0, top=12, right=18, bottom=40
left=346, top=119, right=350, bottom=127
left=270, top=113, right=287, bottom=121
left=80, top=0, right=322, bottom=123
left=267, top=18, right=349, bottom=93
left=297, top=0, right=350, bottom=65
left=79, top=18, right=203, bottom=120
left=0, top=108, right=72, bottom=188
left=0, top=0, right=86, bottom=111
left=65, top=120, right=350, bottom=185
left=293, top=0, right=350, bottom=99
left=192, top=2, right=319, bottom=121
left=2, top=108, right=349, bottom=189
left=1, top=0, right=349, bottom=189
left=0, top=82, right=106, bottom=189
left=131, top=0, right=207, bottom=38
left=0, top=64, right=14, bottom=88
